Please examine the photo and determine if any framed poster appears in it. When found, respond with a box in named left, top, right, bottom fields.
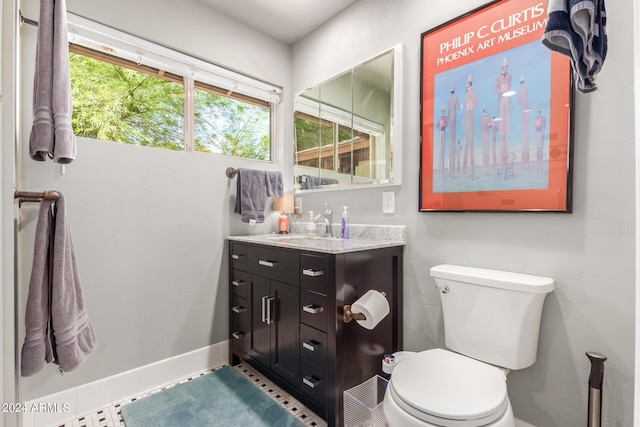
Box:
left=419, top=0, right=573, bottom=212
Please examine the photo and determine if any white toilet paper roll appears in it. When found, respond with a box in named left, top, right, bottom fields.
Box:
left=351, top=290, right=390, bottom=330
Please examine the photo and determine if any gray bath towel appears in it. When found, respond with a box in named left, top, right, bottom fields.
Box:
left=233, top=169, right=283, bottom=223
left=21, top=192, right=96, bottom=376
left=29, top=0, right=76, bottom=163
left=21, top=199, right=55, bottom=376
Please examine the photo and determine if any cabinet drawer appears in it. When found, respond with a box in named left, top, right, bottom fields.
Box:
left=300, top=324, right=327, bottom=369
left=248, top=246, right=299, bottom=285
left=300, top=361, right=327, bottom=406
left=300, top=253, right=329, bottom=293
left=231, top=269, right=249, bottom=299
left=230, top=243, right=248, bottom=270
left=300, top=290, right=327, bottom=332
left=231, top=294, right=250, bottom=354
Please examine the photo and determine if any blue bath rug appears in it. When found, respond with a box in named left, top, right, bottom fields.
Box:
left=120, top=366, right=304, bottom=427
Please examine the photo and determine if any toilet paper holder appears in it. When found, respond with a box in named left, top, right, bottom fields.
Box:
left=343, top=291, right=387, bottom=323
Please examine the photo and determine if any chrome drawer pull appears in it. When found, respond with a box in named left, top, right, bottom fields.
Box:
left=232, top=332, right=245, bottom=339
left=302, top=340, right=320, bottom=352
left=259, top=260, right=276, bottom=267
left=231, top=254, right=243, bottom=260
left=232, top=306, right=247, bottom=314
left=303, top=376, right=321, bottom=389
left=303, top=304, right=324, bottom=314
left=232, top=280, right=245, bottom=287
left=303, top=268, right=324, bottom=277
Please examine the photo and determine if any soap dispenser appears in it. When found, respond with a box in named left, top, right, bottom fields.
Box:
left=305, top=211, right=316, bottom=235
left=278, top=211, right=289, bottom=234
left=341, top=206, right=350, bottom=239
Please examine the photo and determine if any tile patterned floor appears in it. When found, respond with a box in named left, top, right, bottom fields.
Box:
left=53, top=363, right=327, bottom=427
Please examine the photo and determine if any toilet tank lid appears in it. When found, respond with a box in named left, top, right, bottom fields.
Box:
left=430, top=264, right=554, bottom=294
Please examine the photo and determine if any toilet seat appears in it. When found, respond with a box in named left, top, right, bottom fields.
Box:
left=388, top=349, right=509, bottom=426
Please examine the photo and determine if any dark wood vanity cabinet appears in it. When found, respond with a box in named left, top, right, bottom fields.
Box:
left=229, top=240, right=403, bottom=427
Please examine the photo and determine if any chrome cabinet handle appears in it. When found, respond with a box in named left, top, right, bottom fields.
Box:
left=302, top=340, right=320, bottom=352
left=232, top=332, right=245, bottom=339
left=303, top=304, right=324, bottom=314
left=266, top=297, right=276, bottom=324
left=262, top=296, right=268, bottom=323
left=258, top=260, right=276, bottom=267
left=232, top=280, right=245, bottom=287
left=262, top=296, right=276, bottom=324
left=232, top=254, right=243, bottom=260
left=302, top=268, right=324, bottom=277
left=303, top=375, right=321, bottom=389
left=232, top=305, right=247, bottom=314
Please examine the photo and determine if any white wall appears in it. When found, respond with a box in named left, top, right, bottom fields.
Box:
left=16, top=0, right=291, bottom=400
left=293, top=0, right=635, bottom=425
left=2, top=1, right=21, bottom=426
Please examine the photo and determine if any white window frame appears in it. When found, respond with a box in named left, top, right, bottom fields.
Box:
left=66, top=13, right=282, bottom=159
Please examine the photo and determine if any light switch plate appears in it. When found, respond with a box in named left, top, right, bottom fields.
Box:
left=382, top=192, right=395, bottom=214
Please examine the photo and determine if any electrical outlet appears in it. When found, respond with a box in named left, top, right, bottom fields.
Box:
left=382, top=191, right=395, bottom=214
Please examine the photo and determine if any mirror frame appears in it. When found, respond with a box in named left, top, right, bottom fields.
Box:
left=293, top=44, right=404, bottom=193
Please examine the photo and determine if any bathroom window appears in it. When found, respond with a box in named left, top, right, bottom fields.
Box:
left=70, top=45, right=186, bottom=150
left=66, top=14, right=280, bottom=161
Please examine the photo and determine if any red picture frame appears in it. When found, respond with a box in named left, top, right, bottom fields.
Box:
left=419, top=0, right=573, bottom=212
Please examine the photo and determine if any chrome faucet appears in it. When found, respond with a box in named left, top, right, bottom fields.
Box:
left=313, top=204, right=334, bottom=237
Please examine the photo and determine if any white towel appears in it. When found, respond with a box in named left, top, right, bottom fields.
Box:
left=541, top=0, right=607, bottom=93
left=29, top=0, right=77, bottom=163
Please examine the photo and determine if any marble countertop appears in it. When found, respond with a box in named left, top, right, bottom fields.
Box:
left=227, top=224, right=406, bottom=254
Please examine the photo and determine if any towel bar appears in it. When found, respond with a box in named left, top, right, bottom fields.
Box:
left=15, top=190, right=60, bottom=204
left=226, top=167, right=239, bottom=178
left=19, top=10, right=38, bottom=27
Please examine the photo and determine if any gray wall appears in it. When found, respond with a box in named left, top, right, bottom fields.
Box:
left=18, top=0, right=291, bottom=400
left=293, top=0, right=635, bottom=426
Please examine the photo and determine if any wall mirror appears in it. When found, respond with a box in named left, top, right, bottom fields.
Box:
left=293, top=44, right=403, bottom=191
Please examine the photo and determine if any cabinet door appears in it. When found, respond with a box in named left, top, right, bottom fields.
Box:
left=270, top=281, right=300, bottom=386
left=250, top=275, right=271, bottom=368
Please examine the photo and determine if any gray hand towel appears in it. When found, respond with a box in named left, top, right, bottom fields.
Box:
left=233, top=169, right=283, bottom=223
left=21, top=191, right=96, bottom=376
left=29, top=0, right=77, bottom=163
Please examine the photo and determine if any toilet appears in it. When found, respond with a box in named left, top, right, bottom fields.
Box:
left=383, top=264, right=554, bottom=427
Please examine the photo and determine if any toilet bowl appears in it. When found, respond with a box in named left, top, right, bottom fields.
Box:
left=383, top=349, right=514, bottom=427
left=383, top=264, right=553, bottom=427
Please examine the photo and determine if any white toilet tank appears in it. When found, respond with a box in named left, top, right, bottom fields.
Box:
left=430, top=264, right=554, bottom=370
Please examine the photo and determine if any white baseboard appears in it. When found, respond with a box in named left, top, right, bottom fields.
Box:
left=21, top=340, right=229, bottom=427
